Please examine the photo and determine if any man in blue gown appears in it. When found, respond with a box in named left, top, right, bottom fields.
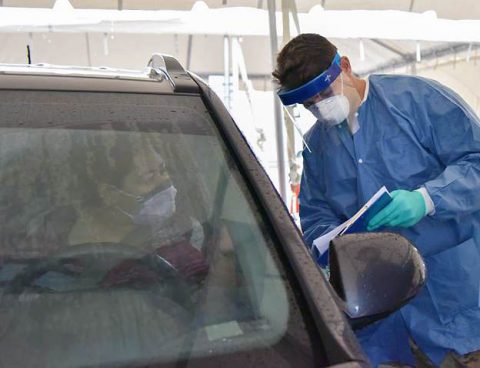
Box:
left=272, top=33, right=480, bottom=367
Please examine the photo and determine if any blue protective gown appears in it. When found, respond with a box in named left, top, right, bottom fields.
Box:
left=299, top=74, right=480, bottom=366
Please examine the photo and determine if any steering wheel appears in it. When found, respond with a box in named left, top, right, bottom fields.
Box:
left=5, top=242, right=194, bottom=309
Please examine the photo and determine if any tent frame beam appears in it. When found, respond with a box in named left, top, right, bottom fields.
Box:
left=409, top=0, right=416, bottom=12
left=370, top=39, right=409, bottom=59
left=359, top=42, right=476, bottom=76
left=186, top=34, right=193, bottom=70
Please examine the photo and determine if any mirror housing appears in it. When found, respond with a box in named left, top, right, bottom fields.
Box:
left=329, top=232, right=426, bottom=329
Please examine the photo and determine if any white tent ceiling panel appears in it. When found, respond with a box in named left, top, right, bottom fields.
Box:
left=2, top=4, right=480, bottom=45
left=3, top=0, right=480, bottom=20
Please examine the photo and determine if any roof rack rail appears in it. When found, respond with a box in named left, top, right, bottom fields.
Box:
left=147, top=54, right=199, bottom=94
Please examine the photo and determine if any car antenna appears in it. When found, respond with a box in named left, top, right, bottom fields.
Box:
left=26, top=45, right=32, bottom=65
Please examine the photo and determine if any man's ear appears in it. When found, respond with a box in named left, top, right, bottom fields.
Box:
left=340, top=56, right=353, bottom=75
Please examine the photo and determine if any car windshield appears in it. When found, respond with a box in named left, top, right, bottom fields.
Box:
left=0, top=90, right=326, bottom=367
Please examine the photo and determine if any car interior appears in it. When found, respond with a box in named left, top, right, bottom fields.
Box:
left=0, top=91, right=294, bottom=367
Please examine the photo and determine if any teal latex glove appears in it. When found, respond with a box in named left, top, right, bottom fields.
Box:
left=367, top=190, right=426, bottom=231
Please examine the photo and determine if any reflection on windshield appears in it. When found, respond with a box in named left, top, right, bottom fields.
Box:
left=0, top=92, right=302, bottom=367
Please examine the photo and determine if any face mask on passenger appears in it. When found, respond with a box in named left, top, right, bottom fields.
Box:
left=131, top=185, right=177, bottom=225
left=103, top=183, right=177, bottom=226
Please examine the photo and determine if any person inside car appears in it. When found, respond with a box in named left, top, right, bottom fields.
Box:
left=67, top=136, right=209, bottom=284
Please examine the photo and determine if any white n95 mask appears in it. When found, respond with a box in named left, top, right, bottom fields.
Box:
left=307, top=95, right=350, bottom=126
left=132, top=185, right=177, bottom=225
left=307, top=73, right=350, bottom=126
left=109, top=183, right=177, bottom=226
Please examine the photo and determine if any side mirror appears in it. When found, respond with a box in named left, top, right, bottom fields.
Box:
left=329, top=232, right=426, bottom=329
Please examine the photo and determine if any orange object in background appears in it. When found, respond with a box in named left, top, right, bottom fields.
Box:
left=290, top=183, right=300, bottom=215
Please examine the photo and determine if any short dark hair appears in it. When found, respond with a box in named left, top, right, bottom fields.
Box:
left=272, top=33, right=337, bottom=90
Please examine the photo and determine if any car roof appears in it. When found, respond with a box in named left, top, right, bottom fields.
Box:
left=0, top=55, right=200, bottom=95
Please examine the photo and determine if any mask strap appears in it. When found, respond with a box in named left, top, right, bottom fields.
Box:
left=103, top=183, right=143, bottom=202
left=115, top=205, right=135, bottom=221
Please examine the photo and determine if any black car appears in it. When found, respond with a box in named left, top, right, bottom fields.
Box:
left=0, top=55, right=425, bottom=367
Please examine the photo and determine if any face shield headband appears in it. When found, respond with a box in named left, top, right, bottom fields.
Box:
left=277, top=53, right=342, bottom=106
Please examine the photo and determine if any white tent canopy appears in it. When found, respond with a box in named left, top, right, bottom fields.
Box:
left=1, top=1, right=480, bottom=42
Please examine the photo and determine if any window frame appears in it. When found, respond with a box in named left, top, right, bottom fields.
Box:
left=192, top=75, right=368, bottom=366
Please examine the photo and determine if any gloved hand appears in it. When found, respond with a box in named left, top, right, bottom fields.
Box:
left=367, top=190, right=426, bottom=231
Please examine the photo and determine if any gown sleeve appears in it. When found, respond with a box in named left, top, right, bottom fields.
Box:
left=415, top=80, right=480, bottom=220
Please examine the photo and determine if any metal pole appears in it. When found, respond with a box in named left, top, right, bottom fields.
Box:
left=282, top=0, right=290, bottom=42
left=223, top=36, right=231, bottom=110
left=409, top=0, right=415, bottom=12
left=287, top=0, right=300, bottom=34
left=268, top=0, right=287, bottom=201
left=85, top=33, right=92, bottom=67
left=233, top=38, right=266, bottom=150
left=232, top=37, right=239, bottom=95
left=173, top=34, right=179, bottom=58
left=281, top=0, right=301, bottom=193
left=186, top=35, right=193, bottom=70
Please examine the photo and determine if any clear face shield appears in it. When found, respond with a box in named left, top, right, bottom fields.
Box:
left=277, top=53, right=362, bottom=129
